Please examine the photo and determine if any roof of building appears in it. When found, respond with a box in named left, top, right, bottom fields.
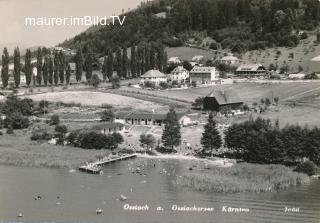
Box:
left=220, top=56, right=239, bottom=61
left=116, top=111, right=185, bottom=121
left=236, top=64, right=265, bottom=72
left=205, top=90, right=243, bottom=105
left=155, top=12, right=167, bottom=19
left=190, top=66, right=215, bottom=73
left=171, top=66, right=188, bottom=73
left=91, top=122, right=124, bottom=131
left=168, top=57, right=181, bottom=62
left=311, top=55, right=320, bottom=61
left=288, top=73, right=306, bottom=79
left=191, top=55, right=204, bottom=61
left=141, top=69, right=166, bottom=78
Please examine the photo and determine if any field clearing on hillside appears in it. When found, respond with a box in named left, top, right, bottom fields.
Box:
left=243, top=35, right=320, bottom=73
left=22, top=91, right=167, bottom=112
left=166, top=46, right=217, bottom=61
left=119, top=82, right=320, bottom=105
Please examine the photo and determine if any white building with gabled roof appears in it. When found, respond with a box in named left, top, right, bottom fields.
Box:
left=189, top=66, right=219, bottom=85
left=140, top=69, right=167, bottom=86
left=170, top=66, right=189, bottom=83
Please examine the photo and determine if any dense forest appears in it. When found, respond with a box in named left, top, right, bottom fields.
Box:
left=61, top=0, right=320, bottom=55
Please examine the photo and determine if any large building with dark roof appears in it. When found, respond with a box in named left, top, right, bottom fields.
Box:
left=203, top=90, right=243, bottom=112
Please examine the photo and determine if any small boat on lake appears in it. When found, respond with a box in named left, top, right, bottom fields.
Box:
left=119, top=194, right=127, bottom=201
left=96, top=208, right=103, bottom=214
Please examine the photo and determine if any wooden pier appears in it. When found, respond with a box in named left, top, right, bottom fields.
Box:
left=79, top=154, right=137, bottom=174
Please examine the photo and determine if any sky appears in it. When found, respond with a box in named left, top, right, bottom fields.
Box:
left=0, top=0, right=144, bottom=48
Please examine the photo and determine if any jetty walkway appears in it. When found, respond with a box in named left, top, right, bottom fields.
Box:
left=79, top=153, right=137, bottom=174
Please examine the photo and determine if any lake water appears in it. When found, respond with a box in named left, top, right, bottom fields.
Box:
left=0, top=158, right=320, bottom=223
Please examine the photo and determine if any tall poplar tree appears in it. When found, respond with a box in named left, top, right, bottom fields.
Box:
left=1, top=48, right=9, bottom=88
left=25, top=49, right=32, bottom=87
left=122, top=45, right=128, bottom=78
left=48, top=57, right=54, bottom=85
left=84, top=52, right=93, bottom=81
left=201, top=113, right=222, bottom=157
left=145, top=44, right=150, bottom=71
left=58, top=51, right=65, bottom=84
left=107, top=48, right=113, bottom=81
left=102, top=56, right=107, bottom=82
left=75, top=47, right=83, bottom=82
left=53, top=51, right=59, bottom=85
left=161, top=107, right=181, bottom=150
left=149, top=43, right=156, bottom=70
left=42, top=56, right=49, bottom=86
left=65, top=64, right=71, bottom=85
left=36, top=47, right=43, bottom=85
left=116, top=47, right=122, bottom=78
left=13, top=47, right=21, bottom=88
left=131, top=46, right=137, bottom=77
left=157, top=44, right=164, bottom=72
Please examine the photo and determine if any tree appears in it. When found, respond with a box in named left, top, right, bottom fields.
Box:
left=100, top=109, right=114, bottom=122
left=111, top=73, right=120, bottom=89
left=4, top=112, right=29, bottom=129
left=182, top=60, right=193, bottom=71
left=84, top=52, right=93, bottom=81
left=36, top=47, right=43, bottom=85
left=192, top=97, right=204, bottom=109
left=42, top=56, right=49, bottom=86
left=201, top=113, right=222, bottom=157
left=39, top=100, right=49, bottom=114
left=25, top=49, right=32, bottom=87
left=48, top=57, right=54, bottom=85
left=50, top=114, right=60, bottom=125
left=140, top=134, right=156, bottom=149
left=65, top=64, right=71, bottom=85
left=107, top=48, right=113, bottom=81
left=58, top=51, right=65, bottom=84
left=53, top=51, right=60, bottom=85
left=102, top=56, right=107, bottom=81
left=55, top=124, right=68, bottom=138
left=116, top=47, right=122, bottom=78
left=89, top=73, right=101, bottom=88
left=13, top=47, right=21, bottom=88
left=161, top=107, right=181, bottom=150
left=122, top=45, right=128, bottom=78
left=131, top=46, right=137, bottom=77
left=75, top=47, right=84, bottom=82
left=274, top=96, right=279, bottom=105
left=1, top=48, right=9, bottom=88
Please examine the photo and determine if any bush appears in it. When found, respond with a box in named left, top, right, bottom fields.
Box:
left=159, top=81, right=168, bottom=89
left=191, top=80, right=197, bottom=87
left=144, top=81, right=155, bottom=89
left=0, top=131, right=3, bottom=136
left=55, top=124, right=68, bottom=134
left=50, top=114, right=60, bottom=125
left=155, top=146, right=177, bottom=154
left=294, top=161, right=317, bottom=176
left=31, top=130, right=52, bottom=141
left=100, top=110, right=114, bottom=122
left=67, top=130, right=122, bottom=150
left=4, top=112, right=29, bottom=129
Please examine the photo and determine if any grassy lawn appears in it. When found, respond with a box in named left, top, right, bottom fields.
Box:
left=117, top=82, right=320, bottom=105
left=0, top=129, right=110, bottom=168
left=21, top=91, right=168, bottom=112
left=176, top=163, right=309, bottom=193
